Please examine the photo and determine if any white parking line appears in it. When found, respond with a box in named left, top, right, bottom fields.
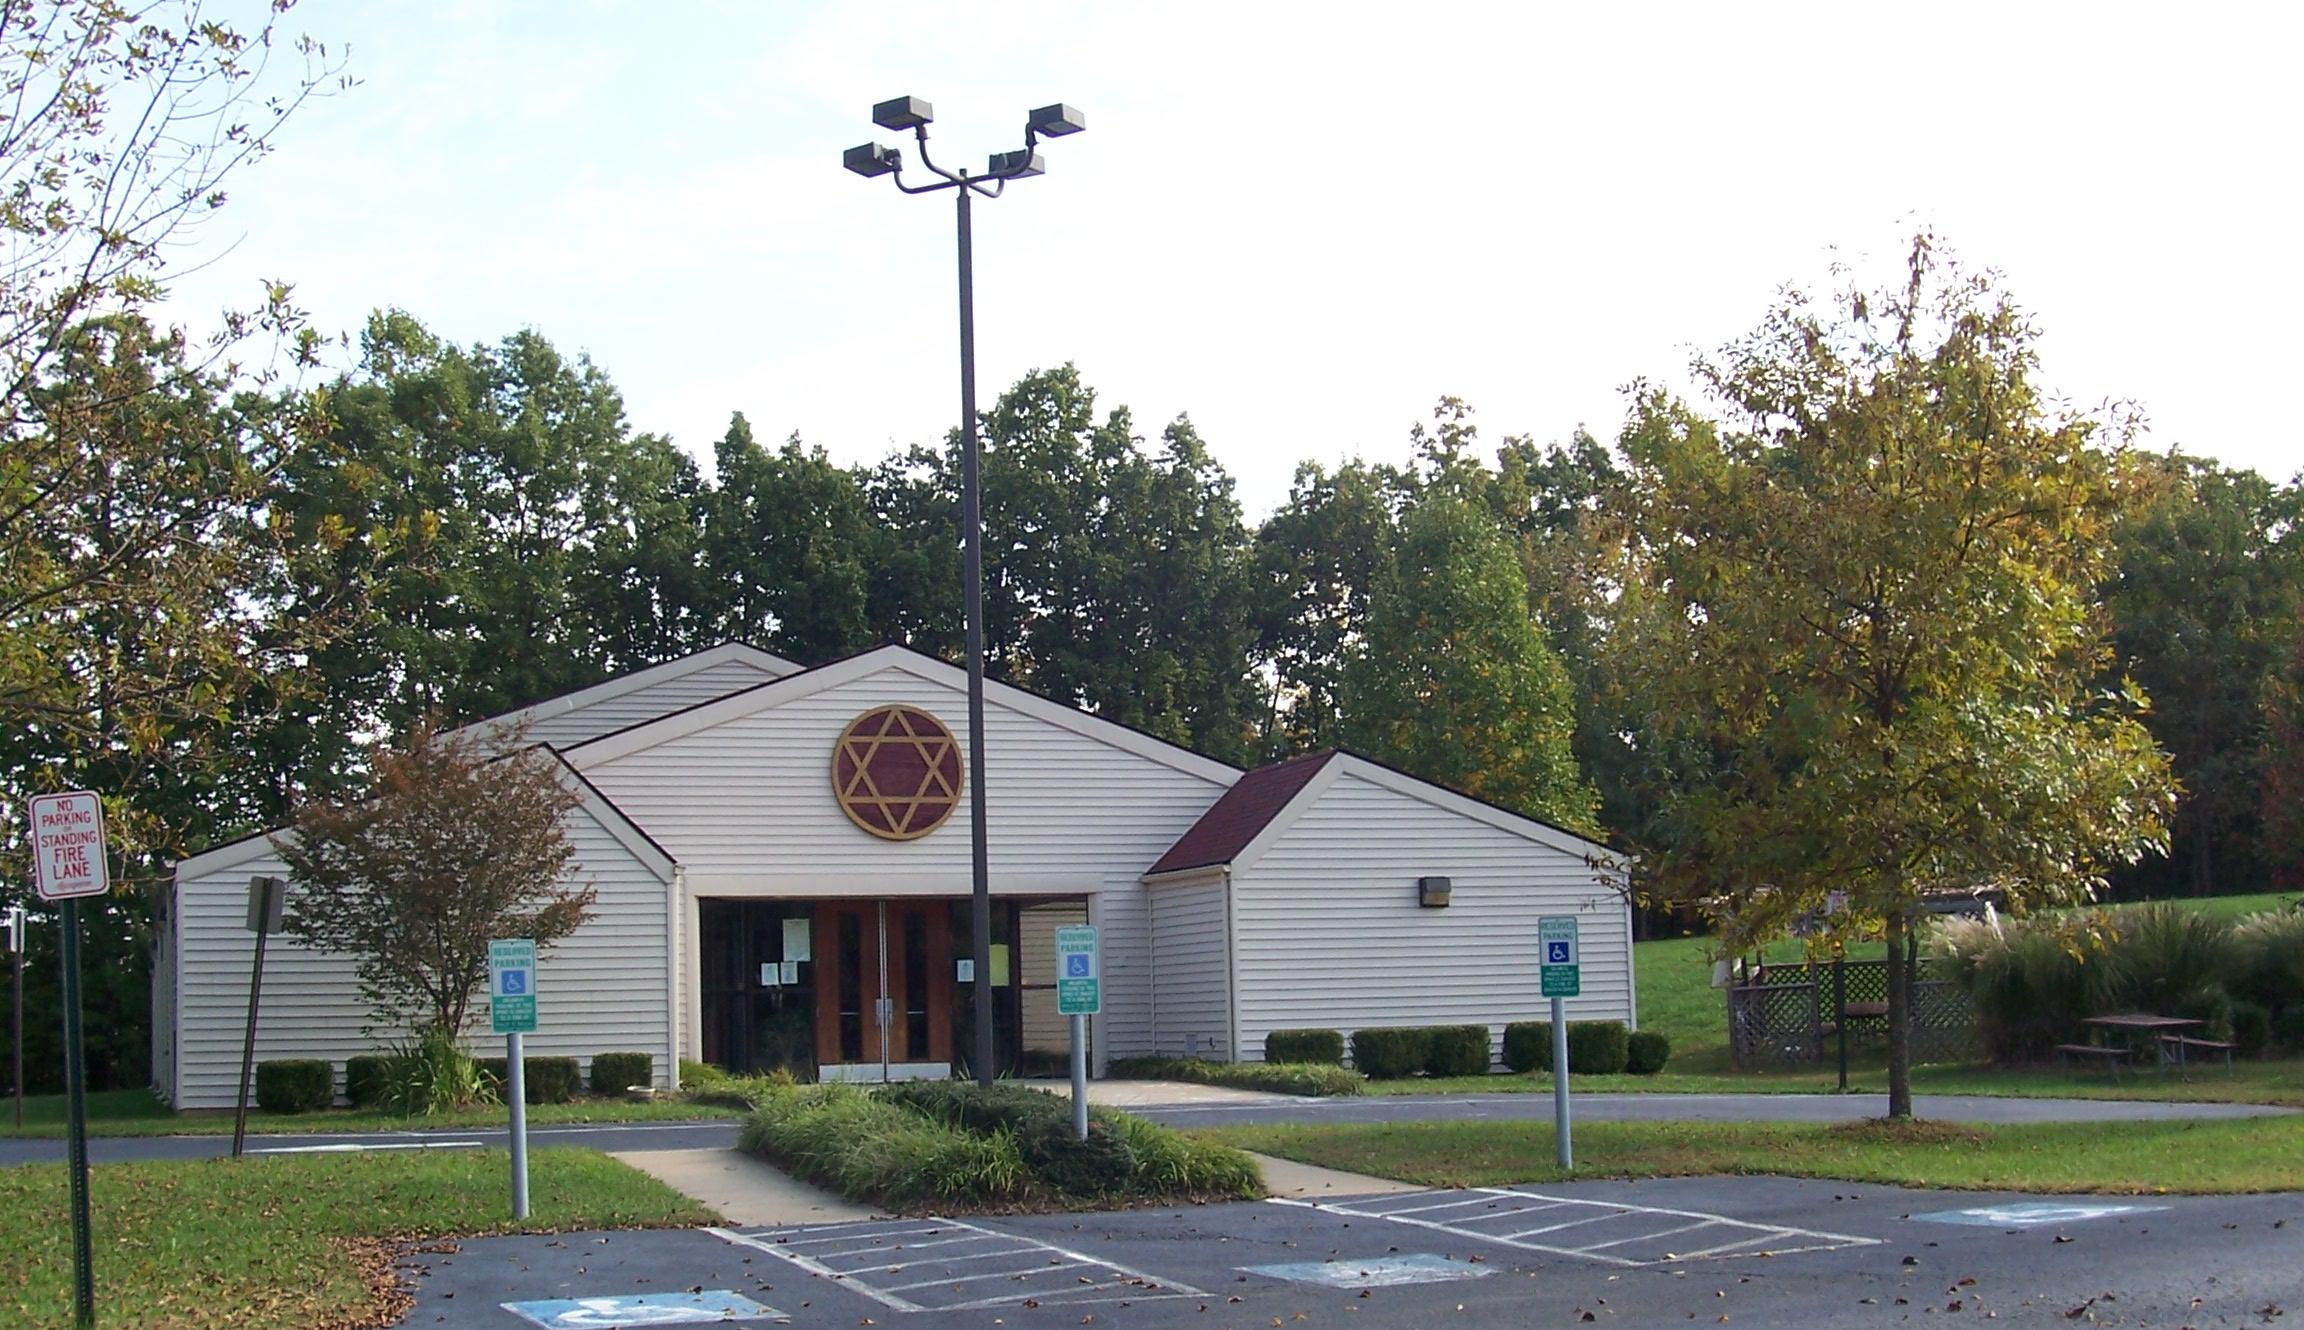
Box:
left=708, top=1215, right=1205, bottom=1313
left=1271, top=1187, right=1880, bottom=1267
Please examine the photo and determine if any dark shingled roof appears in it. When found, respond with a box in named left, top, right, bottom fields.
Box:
left=1145, top=750, right=1337, bottom=876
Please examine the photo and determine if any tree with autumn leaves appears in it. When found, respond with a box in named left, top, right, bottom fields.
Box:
left=1610, top=235, right=2180, bottom=1116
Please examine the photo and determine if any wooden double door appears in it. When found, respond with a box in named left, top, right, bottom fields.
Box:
left=813, top=900, right=953, bottom=1081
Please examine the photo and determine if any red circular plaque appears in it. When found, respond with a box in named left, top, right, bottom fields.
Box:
left=832, top=705, right=963, bottom=841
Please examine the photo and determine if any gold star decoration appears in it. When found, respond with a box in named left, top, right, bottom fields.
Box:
left=832, top=705, right=963, bottom=841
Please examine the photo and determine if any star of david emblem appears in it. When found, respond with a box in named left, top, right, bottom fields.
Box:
left=832, top=705, right=963, bottom=841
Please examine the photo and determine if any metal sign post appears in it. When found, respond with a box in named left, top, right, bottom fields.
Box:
left=232, top=876, right=287, bottom=1158
left=490, top=938, right=539, bottom=1220
left=7, top=904, right=24, bottom=1130
left=30, top=790, right=110, bottom=1329
left=1054, top=925, right=1101, bottom=1141
left=1538, top=915, right=1581, bottom=1172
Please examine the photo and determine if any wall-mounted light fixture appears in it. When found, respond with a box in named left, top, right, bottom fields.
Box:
left=1418, top=876, right=1452, bottom=908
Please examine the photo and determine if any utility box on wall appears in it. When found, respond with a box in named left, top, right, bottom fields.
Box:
left=1417, top=876, right=1452, bottom=908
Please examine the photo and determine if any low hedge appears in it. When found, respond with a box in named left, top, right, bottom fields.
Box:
left=1349, top=1027, right=1430, bottom=1079
left=254, top=1059, right=333, bottom=1114
left=1105, top=1055, right=1364, bottom=1097
left=1504, top=1020, right=1633, bottom=1074
left=1264, top=1029, right=1345, bottom=1065
left=1423, top=1025, right=1491, bottom=1077
left=345, top=1054, right=398, bottom=1109
left=477, top=1055, right=582, bottom=1104
left=740, top=1080, right=1260, bottom=1211
left=591, top=1051, right=654, bottom=1094
left=1626, top=1028, right=1672, bottom=1075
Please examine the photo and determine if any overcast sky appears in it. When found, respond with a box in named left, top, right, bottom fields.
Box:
left=162, top=1, right=2301, bottom=519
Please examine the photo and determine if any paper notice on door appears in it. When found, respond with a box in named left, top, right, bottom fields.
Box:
left=990, top=943, right=1011, bottom=987
left=759, top=962, right=780, bottom=987
left=780, top=960, right=799, bottom=986
left=956, top=958, right=975, bottom=983
left=782, top=918, right=812, bottom=962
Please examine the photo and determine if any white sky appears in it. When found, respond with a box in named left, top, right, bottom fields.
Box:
left=162, top=1, right=2303, bottom=519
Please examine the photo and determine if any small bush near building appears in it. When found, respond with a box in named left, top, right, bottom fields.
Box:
left=384, top=1031, right=493, bottom=1115
left=254, top=1060, right=333, bottom=1114
left=1349, top=1027, right=1431, bottom=1079
left=1626, top=1029, right=1672, bottom=1075
left=1105, top=1056, right=1363, bottom=1097
left=1264, top=1029, right=1345, bottom=1065
left=739, top=1080, right=1260, bottom=1211
left=478, top=1055, right=581, bottom=1105
left=1502, top=1021, right=1553, bottom=1073
left=1567, top=1020, right=1630, bottom=1074
left=1423, top=1025, right=1491, bottom=1077
left=344, top=1054, right=399, bottom=1109
left=590, top=1051, right=654, bottom=1094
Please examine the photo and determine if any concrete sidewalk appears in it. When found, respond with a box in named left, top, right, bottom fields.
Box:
left=611, top=1148, right=879, bottom=1226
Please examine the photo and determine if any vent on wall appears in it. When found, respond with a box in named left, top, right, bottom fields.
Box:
left=1417, top=876, right=1452, bottom=908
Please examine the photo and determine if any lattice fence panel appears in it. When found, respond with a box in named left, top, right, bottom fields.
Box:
left=1909, top=980, right=1976, bottom=1065
left=1728, top=981, right=1821, bottom=1069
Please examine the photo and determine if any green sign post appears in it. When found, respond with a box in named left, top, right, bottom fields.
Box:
left=489, top=939, right=538, bottom=1219
left=1054, top=925, right=1099, bottom=1141
left=1538, top=914, right=1580, bottom=1170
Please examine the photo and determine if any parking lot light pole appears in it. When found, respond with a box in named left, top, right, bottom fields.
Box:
left=845, top=96, right=1085, bottom=1084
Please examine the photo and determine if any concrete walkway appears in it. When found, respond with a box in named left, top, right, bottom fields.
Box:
left=610, top=1147, right=879, bottom=1226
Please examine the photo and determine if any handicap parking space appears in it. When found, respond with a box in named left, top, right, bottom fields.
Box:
left=708, top=1215, right=1206, bottom=1313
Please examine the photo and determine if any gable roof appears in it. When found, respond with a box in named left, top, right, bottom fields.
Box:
left=448, top=641, right=801, bottom=745
left=1144, top=750, right=1335, bottom=876
left=1144, top=748, right=1621, bottom=882
left=559, top=642, right=1243, bottom=788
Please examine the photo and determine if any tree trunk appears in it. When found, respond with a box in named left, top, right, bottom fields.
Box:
left=1885, top=908, right=1913, bottom=1119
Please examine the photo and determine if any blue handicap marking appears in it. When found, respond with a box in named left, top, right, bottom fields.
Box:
left=501, top=970, right=528, bottom=996
left=1066, top=953, right=1092, bottom=978
left=1910, top=1201, right=2169, bottom=1229
left=1244, top=1254, right=1495, bottom=1288
left=1546, top=942, right=1572, bottom=964
left=502, top=1290, right=782, bottom=1328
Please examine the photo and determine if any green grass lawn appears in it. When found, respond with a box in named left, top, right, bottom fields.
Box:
left=0, top=1146, right=714, bottom=1329
left=1203, top=1114, right=2304, bottom=1195
left=0, top=1087, right=742, bottom=1138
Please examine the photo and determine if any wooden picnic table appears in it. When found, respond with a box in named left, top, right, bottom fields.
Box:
left=2080, top=1013, right=2205, bottom=1071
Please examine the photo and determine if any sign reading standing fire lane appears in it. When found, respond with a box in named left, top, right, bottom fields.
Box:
left=1055, top=925, right=1100, bottom=1016
left=1539, top=915, right=1580, bottom=998
left=490, top=939, right=538, bottom=1034
left=29, top=791, right=108, bottom=902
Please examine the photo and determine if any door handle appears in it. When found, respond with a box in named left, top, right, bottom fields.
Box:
left=875, top=997, right=893, bottom=1028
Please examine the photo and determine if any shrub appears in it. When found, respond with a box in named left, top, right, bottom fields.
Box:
left=386, top=1030, right=493, bottom=1115
left=1423, top=1025, right=1491, bottom=1077
left=1349, top=1027, right=1430, bottom=1079
left=2232, top=910, right=2304, bottom=1014
left=254, top=1059, right=333, bottom=1114
left=2276, top=1006, right=2304, bottom=1054
left=1264, top=1029, right=1345, bottom=1065
left=1942, top=916, right=2110, bottom=1063
left=1104, top=1056, right=1363, bottom=1097
left=678, top=1057, right=727, bottom=1088
left=477, top=1055, right=581, bottom=1105
left=1626, top=1029, right=1672, bottom=1075
left=344, top=1054, right=399, bottom=1109
left=1566, top=1020, right=1630, bottom=1074
left=591, top=1051, right=654, bottom=1095
left=2230, top=1000, right=2272, bottom=1057
left=1502, top=1021, right=1553, bottom=1073
left=2104, top=903, right=2239, bottom=1017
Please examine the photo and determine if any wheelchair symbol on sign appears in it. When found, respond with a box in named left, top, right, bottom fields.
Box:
left=501, top=971, right=528, bottom=995
left=1065, top=954, right=1092, bottom=978
left=1546, top=942, right=1572, bottom=965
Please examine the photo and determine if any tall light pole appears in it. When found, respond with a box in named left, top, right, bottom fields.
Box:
left=846, top=96, right=1085, bottom=1084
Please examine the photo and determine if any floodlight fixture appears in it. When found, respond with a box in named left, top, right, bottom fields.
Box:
left=1027, top=103, right=1085, bottom=138
left=873, top=95, right=934, bottom=131
left=843, top=142, right=900, bottom=177
left=988, top=148, right=1044, bottom=179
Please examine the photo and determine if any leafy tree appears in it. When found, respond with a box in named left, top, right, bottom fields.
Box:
left=1611, top=235, right=2178, bottom=1117
left=1342, top=475, right=1600, bottom=833
left=1252, top=458, right=1411, bottom=755
left=2262, top=613, right=2304, bottom=889
left=2103, top=455, right=2302, bottom=895
left=280, top=722, right=595, bottom=1039
left=700, top=412, right=877, bottom=662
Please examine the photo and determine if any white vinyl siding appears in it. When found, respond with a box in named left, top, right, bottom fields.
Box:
left=521, top=658, right=781, bottom=747
left=1231, top=772, right=1632, bottom=1066
left=576, top=666, right=1231, bottom=1061
left=1149, top=877, right=1232, bottom=1059
left=167, top=802, right=673, bottom=1110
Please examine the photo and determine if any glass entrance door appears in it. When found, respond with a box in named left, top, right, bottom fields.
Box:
left=698, top=900, right=816, bottom=1077
left=813, top=900, right=952, bottom=1082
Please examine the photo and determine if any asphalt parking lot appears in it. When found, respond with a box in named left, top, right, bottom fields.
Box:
left=411, top=1174, right=2303, bottom=1329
